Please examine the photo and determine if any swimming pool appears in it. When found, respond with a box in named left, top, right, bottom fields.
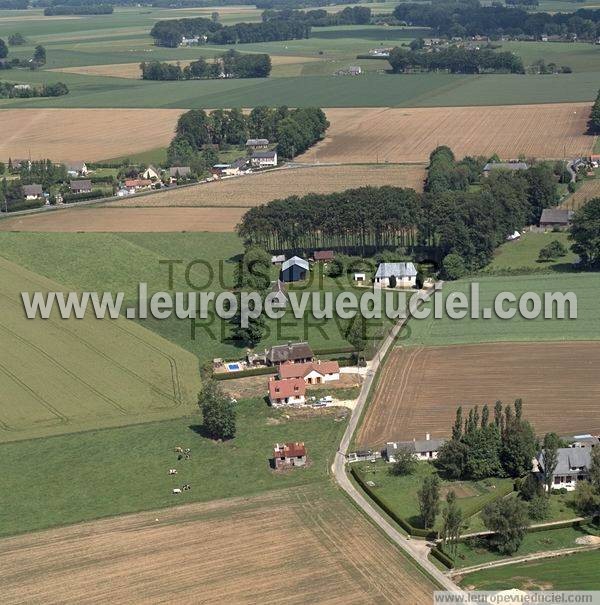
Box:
left=227, top=363, right=241, bottom=372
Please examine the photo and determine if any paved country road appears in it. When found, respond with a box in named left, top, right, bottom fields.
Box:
left=331, top=283, right=463, bottom=594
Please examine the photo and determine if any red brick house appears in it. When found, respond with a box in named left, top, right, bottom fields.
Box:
left=268, top=377, right=306, bottom=407
left=273, top=442, right=307, bottom=469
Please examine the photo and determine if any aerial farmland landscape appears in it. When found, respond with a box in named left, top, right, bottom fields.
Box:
left=1, top=0, right=600, bottom=602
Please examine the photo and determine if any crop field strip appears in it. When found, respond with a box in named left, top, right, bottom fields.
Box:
left=300, top=104, right=597, bottom=164
left=108, top=164, right=427, bottom=208
left=0, top=484, right=437, bottom=604
left=357, top=342, right=600, bottom=449
left=561, top=178, right=600, bottom=210
left=0, top=255, right=200, bottom=442
left=0, top=207, right=248, bottom=232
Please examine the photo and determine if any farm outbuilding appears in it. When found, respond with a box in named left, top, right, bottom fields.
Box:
left=280, top=256, right=309, bottom=282
left=539, top=208, right=574, bottom=230
left=374, top=262, right=417, bottom=288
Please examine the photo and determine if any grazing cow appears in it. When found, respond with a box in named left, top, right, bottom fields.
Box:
left=168, top=469, right=177, bottom=475
left=172, top=488, right=182, bottom=495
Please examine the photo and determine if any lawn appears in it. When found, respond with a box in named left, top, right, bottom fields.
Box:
left=482, top=232, right=577, bottom=274
left=0, top=399, right=348, bottom=537
left=450, top=522, right=599, bottom=569
left=403, top=272, right=600, bottom=348
left=353, top=460, right=514, bottom=533
left=459, top=549, right=600, bottom=591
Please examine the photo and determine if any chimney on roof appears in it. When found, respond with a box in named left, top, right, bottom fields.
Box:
left=426, top=433, right=430, bottom=441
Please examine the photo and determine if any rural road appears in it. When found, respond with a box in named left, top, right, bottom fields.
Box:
left=330, top=284, right=463, bottom=594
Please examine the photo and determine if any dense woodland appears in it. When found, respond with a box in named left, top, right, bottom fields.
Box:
left=388, top=46, right=524, bottom=74
left=393, top=0, right=600, bottom=40
left=261, top=6, right=371, bottom=27
left=168, top=106, right=328, bottom=167
left=141, top=51, right=271, bottom=80
left=238, top=147, right=564, bottom=276
left=150, top=15, right=309, bottom=47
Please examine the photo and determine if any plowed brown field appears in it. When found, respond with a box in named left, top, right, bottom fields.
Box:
left=0, top=207, right=245, bottom=232
left=0, top=485, right=436, bottom=604
left=0, top=109, right=184, bottom=162
left=111, top=164, right=426, bottom=208
left=357, top=342, right=600, bottom=449
left=299, top=104, right=596, bottom=164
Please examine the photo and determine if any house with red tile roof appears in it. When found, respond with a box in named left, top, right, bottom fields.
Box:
left=268, top=377, right=306, bottom=407
left=273, top=442, right=307, bottom=469
left=278, top=360, right=340, bottom=384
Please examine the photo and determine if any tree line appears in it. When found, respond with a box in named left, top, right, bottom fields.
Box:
left=261, top=6, right=371, bottom=27
left=393, top=0, right=600, bottom=40
left=388, top=45, right=524, bottom=74
left=589, top=88, right=600, bottom=134
left=141, top=51, right=271, bottom=80
left=168, top=106, right=328, bottom=167
left=0, top=40, right=46, bottom=69
left=150, top=15, right=310, bottom=47
left=238, top=146, right=562, bottom=276
left=43, top=4, right=113, bottom=14
left=0, top=80, right=68, bottom=98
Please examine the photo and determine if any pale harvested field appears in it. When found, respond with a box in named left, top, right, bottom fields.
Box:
left=357, top=342, right=600, bottom=449
left=0, top=485, right=436, bottom=605
left=0, top=207, right=245, bottom=232
left=561, top=178, right=600, bottom=210
left=299, top=104, right=596, bottom=164
left=111, top=165, right=426, bottom=208
left=0, top=109, right=184, bottom=162
left=50, top=55, right=320, bottom=79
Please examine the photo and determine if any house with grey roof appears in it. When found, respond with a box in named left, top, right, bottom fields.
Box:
left=22, top=183, right=43, bottom=200
left=537, top=447, right=591, bottom=491
left=374, top=262, right=418, bottom=289
left=385, top=434, right=447, bottom=462
left=483, top=162, right=528, bottom=175
left=70, top=180, right=92, bottom=194
left=280, top=256, right=309, bottom=282
left=268, top=279, right=288, bottom=308
left=65, top=161, right=88, bottom=176
left=250, top=150, right=277, bottom=169
left=266, top=341, right=314, bottom=366
left=539, top=208, right=574, bottom=230
left=169, top=166, right=191, bottom=180
left=246, top=138, right=269, bottom=150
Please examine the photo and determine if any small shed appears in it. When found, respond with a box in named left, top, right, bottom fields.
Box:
left=313, top=250, right=334, bottom=262
left=280, top=256, right=309, bottom=282
left=271, top=254, right=286, bottom=265
left=539, top=208, right=573, bottom=230
left=354, top=272, right=366, bottom=282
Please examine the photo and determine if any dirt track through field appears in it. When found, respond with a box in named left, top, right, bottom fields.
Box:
left=111, top=164, right=426, bottom=208
left=357, top=342, right=600, bottom=448
left=0, top=485, right=436, bottom=604
left=0, top=207, right=245, bottom=232
left=0, top=109, right=184, bottom=162
left=299, top=104, right=596, bottom=164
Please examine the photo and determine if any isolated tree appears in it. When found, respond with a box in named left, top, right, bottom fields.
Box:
left=441, top=491, right=463, bottom=556
left=528, top=493, right=549, bottom=521
left=501, top=401, right=537, bottom=477
left=8, top=32, right=26, bottom=46
left=33, top=44, right=46, bottom=66
left=390, top=447, right=418, bottom=476
left=574, top=481, right=600, bottom=517
left=452, top=406, right=463, bottom=441
left=344, top=314, right=368, bottom=367
left=442, top=253, right=466, bottom=280
left=417, top=475, right=440, bottom=529
left=198, top=380, right=236, bottom=440
left=570, top=198, right=600, bottom=266
left=541, top=432, right=560, bottom=493
left=0, top=38, right=8, bottom=59
left=482, top=498, right=530, bottom=555
left=436, top=439, right=468, bottom=480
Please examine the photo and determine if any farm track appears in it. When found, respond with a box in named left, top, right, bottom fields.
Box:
left=356, top=341, right=600, bottom=448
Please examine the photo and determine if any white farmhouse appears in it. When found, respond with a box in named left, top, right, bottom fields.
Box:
left=537, top=447, right=592, bottom=491
left=374, top=262, right=417, bottom=288
left=385, top=434, right=446, bottom=462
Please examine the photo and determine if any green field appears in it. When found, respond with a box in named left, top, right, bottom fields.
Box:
left=460, top=549, right=600, bottom=590
left=451, top=522, right=598, bottom=569
left=353, top=460, right=514, bottom=533
left=402, top=272, right=600, bottom=348
left=482, top=232, right=577, bottom=273
left=0, top=399, right=347, bottom=537
left=0, top=7, right=599, bottom=108
left=0, top=253, right=201, bottom=443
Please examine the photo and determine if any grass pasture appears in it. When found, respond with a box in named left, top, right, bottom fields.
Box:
left=0, top=483, right=438, bottom=604
left=357, top=341, right=600, bottom=448
left=0, top=255, right=201, bottom=443
left=459, top=549, right=600, bottom=591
